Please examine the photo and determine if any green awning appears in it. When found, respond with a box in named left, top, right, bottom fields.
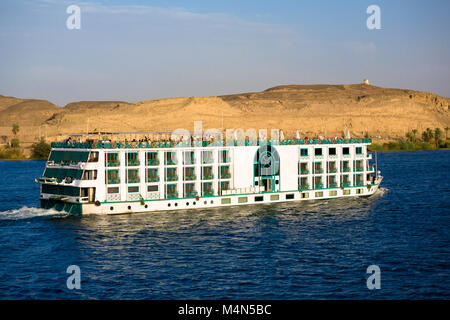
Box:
left=49, top=151, right=89, bottom=162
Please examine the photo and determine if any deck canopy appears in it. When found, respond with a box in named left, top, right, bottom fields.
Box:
left=49, top=150, right=90, bottom=162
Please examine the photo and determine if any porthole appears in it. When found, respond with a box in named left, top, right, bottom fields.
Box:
left=128, top=206, right=131, bottom=210
left=204, top=201, right=207, bottom=204
left=175, top=203, right=178, bottom=207
left=168, top=203, right=171, bottom=207
left=210, top=200, right=213, bottom=204
left=144, top=205, right=148, bottom=209
left=186, top=202, right=189, bottom=206
left=193, top=202, right=196, bottom=205
left=110, top=206, right=114, bottom=211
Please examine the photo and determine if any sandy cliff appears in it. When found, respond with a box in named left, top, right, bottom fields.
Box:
left=1, top=84, right=449, bottom=150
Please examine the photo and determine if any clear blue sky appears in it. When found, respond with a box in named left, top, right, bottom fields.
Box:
left=0, top=0, right=448, bottom=106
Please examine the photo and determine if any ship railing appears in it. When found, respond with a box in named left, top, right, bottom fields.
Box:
left=146, top=159, right=160, bottom=166
left=166, top=192, right=178, bottom=199
left=126, top=160, right=140, bottom=166
left=165, top=175, right=178, bottom=182
left=184, top=174, right=196, bottom=181
left=328, top=182, right=338, bottom=188
left=127, top=177, right=140, bottom=183
left=51, top=138, right=373, bottom=150
left=106, top=178, right=121, bottom=184
left=165, top=159, right=178, bottom=165
left=202, top=190, right=214, bottom=196
left=105, top=160, right=120, bottom=167
left=185, top=191, right=198, bottom=198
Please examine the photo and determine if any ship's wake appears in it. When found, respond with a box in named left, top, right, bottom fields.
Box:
left=0, top=206, right=70, bottom=221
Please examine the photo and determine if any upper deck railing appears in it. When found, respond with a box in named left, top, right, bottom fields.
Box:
left=51, top=138, right=372, bottom=149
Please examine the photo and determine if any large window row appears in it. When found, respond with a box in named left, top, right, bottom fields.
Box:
left=299, top=160, right=368, bottom=175
left=105, top=165, right=231, bottom=184
left=298, top=174, right=365, bottom=189
left=104, top=150, right=231, bottom=167
left=300, top=146, right=364, bottom=158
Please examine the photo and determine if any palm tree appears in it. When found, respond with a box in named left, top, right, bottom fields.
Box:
left=412, top=129, right=418, bottom=143
left=405, top=131, right=414, bottom=142
left=12, top=123, right=19, bottom=136
left=434, top=128, right=442, bottom=148
left=422, top=128, right=433, bottom=143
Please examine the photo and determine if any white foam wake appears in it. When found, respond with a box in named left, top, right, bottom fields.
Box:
left=0, top=206, right=70, bottom=221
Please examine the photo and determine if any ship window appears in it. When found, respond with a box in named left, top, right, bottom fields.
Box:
left=300, top=148, right=308, bottom=156
left=221, top=198, right=231, bottom=204
left=220, top=181, right=230, bottom=191
left=356, top=188, right=363, bottom=194
left=343, top=190, right=351, bottom=195
left=255, top=196, right=264, bottom=202
left=42, top=184, right=80, bottom=197
left=127, top=169, right=139, bottom=183
left=202, top=151, right=213, bottom=164
left=184, top=151, right=195, bottom=165
left=82, top=170, right=97, bottom=180
left=238, top=197, right=248, bottom=203
left=314, top=148, right=322, bottom=156
left=343, top=147, right=350, bottom=155
left=126, top=152, right=139, bottom=165
left=107, top=187, right=119, bottom=194
left=220, top=150, right=230, bottom=163
left=88, top=151, right=99, bottom=162
left=270, top=195, right=279, bottom=201
left=315, top=191, right=323, bottom=197
left=301, top=192, right=309, bottom=198
left=128, top=186, right=139, bottom=193
left=147, top=152, right=157, bottom=160
left=286, top=194, right=294, bottom=200
left=81, top=188, right=89, bottom=197
left=356, top=147, right=362, bottom=154
left=329, top=148, right=336, bottom=156
left=329, top=190, right=337, bottom=196
left=146, top=168, right=158, bottom=182
left=165, top=151, right=177, bottom=165
left=147, top=185, right=158, bottom=192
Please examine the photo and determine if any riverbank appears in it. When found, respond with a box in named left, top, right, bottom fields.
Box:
left=368, top=141, right=450, bottom=152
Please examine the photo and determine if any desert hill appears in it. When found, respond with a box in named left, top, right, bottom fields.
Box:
left=1, top=84, right=449, bottom=153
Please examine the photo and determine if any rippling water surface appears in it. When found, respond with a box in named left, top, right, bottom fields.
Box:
left=0, top=150, right=449, bottom=299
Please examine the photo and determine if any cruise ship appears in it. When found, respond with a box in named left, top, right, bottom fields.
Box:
left=37, top=133, right=382, bottom=215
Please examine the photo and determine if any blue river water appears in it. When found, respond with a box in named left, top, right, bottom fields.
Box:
left=0, top=150, right=449, bottom=299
